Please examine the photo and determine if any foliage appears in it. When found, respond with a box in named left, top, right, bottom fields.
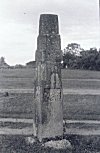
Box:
left=63, top=44, right=100, bottom=71
left=26, top=61, right=36, bottom=68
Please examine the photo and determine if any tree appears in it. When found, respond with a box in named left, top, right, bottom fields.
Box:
left=63, top=43, right=83, bottom=69
left=63, top=44, right=100, bottom=71
left=79, top=48, right=98, bottom=70
left=64, top=43, right=84, bottom=56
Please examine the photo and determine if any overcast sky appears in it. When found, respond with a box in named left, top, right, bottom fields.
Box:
left=0, top=0, right=99, bottom=65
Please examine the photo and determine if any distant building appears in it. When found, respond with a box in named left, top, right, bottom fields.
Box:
left=0, top=57, right=10, bottom=68
left=26, top=61, right=36, bottom=68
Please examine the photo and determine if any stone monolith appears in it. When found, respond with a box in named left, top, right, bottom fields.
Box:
left=34, top=14, right=63, bottom=141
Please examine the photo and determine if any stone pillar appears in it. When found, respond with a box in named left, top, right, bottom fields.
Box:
left=34, top=14, right=63, bottom=141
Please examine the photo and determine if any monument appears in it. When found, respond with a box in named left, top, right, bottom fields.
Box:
left=34, top=14, right=63, bottom=141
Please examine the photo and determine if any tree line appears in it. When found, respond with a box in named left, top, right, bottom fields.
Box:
left=63, top=43, right=100, bottom=71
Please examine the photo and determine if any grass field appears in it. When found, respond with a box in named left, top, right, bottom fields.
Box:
left=0, top=68, right=100, bottom=152
left=63, top=94, right=100, bottom=120
left=1, top=68, right=100, bottom=89
left=0, top=93, right=33, bottom=118
left=0, top=68, right=100, bottom=120
left=1, top=68, right=100, bottom=80
left=0, top=92, right=100, bottom=120
left=62, top=69, right=100, bottom=79
left=0, top=68, right=35, bottom=89
left=0, top=135, right=100, bottom=153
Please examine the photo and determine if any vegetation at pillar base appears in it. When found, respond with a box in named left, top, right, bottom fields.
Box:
left=63, top=43, right=100, bottom=71
left=1, top=135, right=100, bottom=153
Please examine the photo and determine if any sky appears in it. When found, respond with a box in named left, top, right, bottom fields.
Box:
left=0, top=0, right=99, bottom=65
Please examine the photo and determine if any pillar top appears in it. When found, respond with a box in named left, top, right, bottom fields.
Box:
left=39, top=14, right=59, bottom=35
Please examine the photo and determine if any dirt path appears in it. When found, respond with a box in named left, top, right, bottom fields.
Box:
left=0, top=118, right=33, bottom=123
left=65, top=128, right=100, bottom=136
left=64, top=120, right=100, bottom=124
left=63, top=89, right=100, bottom=95
left=0, top=118, right=100, bottom=124
left=0, top=126, right=100, bottom=136
left=62, top=78, right=100, bottom=81
left=0, top=89, right=34, bottom=93
left=0, top=127, right=33, bottom=135
left=0, top=118, right=100, bottom=135
left=1, top=88, right=100, bottom=95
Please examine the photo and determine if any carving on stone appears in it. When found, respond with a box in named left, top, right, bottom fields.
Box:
left=50, top=65, right=60, bottom=89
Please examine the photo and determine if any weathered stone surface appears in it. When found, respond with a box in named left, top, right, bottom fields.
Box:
left=34, top=14, right=63, bottom=141
left=39, top=14, right=59, bottom=35
left=43, top=139, right=72, bottom=150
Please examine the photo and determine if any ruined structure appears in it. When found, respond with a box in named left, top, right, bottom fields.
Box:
left=0, top=57, right=9, bottom=68
left=34, top=14, right=63, bottom=141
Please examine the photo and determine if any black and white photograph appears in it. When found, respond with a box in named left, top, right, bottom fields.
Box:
left=0, top=0, right=100, bottom=152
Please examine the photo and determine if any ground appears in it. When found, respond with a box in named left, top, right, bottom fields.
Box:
left=0, top=68, right=100, bottom=152
left=0, top=68, right=100, bottom=120
left=0, top=135, right=100, bottom=153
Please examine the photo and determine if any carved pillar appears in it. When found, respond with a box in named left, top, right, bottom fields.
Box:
left=34, top=14, right=63, bottom=141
